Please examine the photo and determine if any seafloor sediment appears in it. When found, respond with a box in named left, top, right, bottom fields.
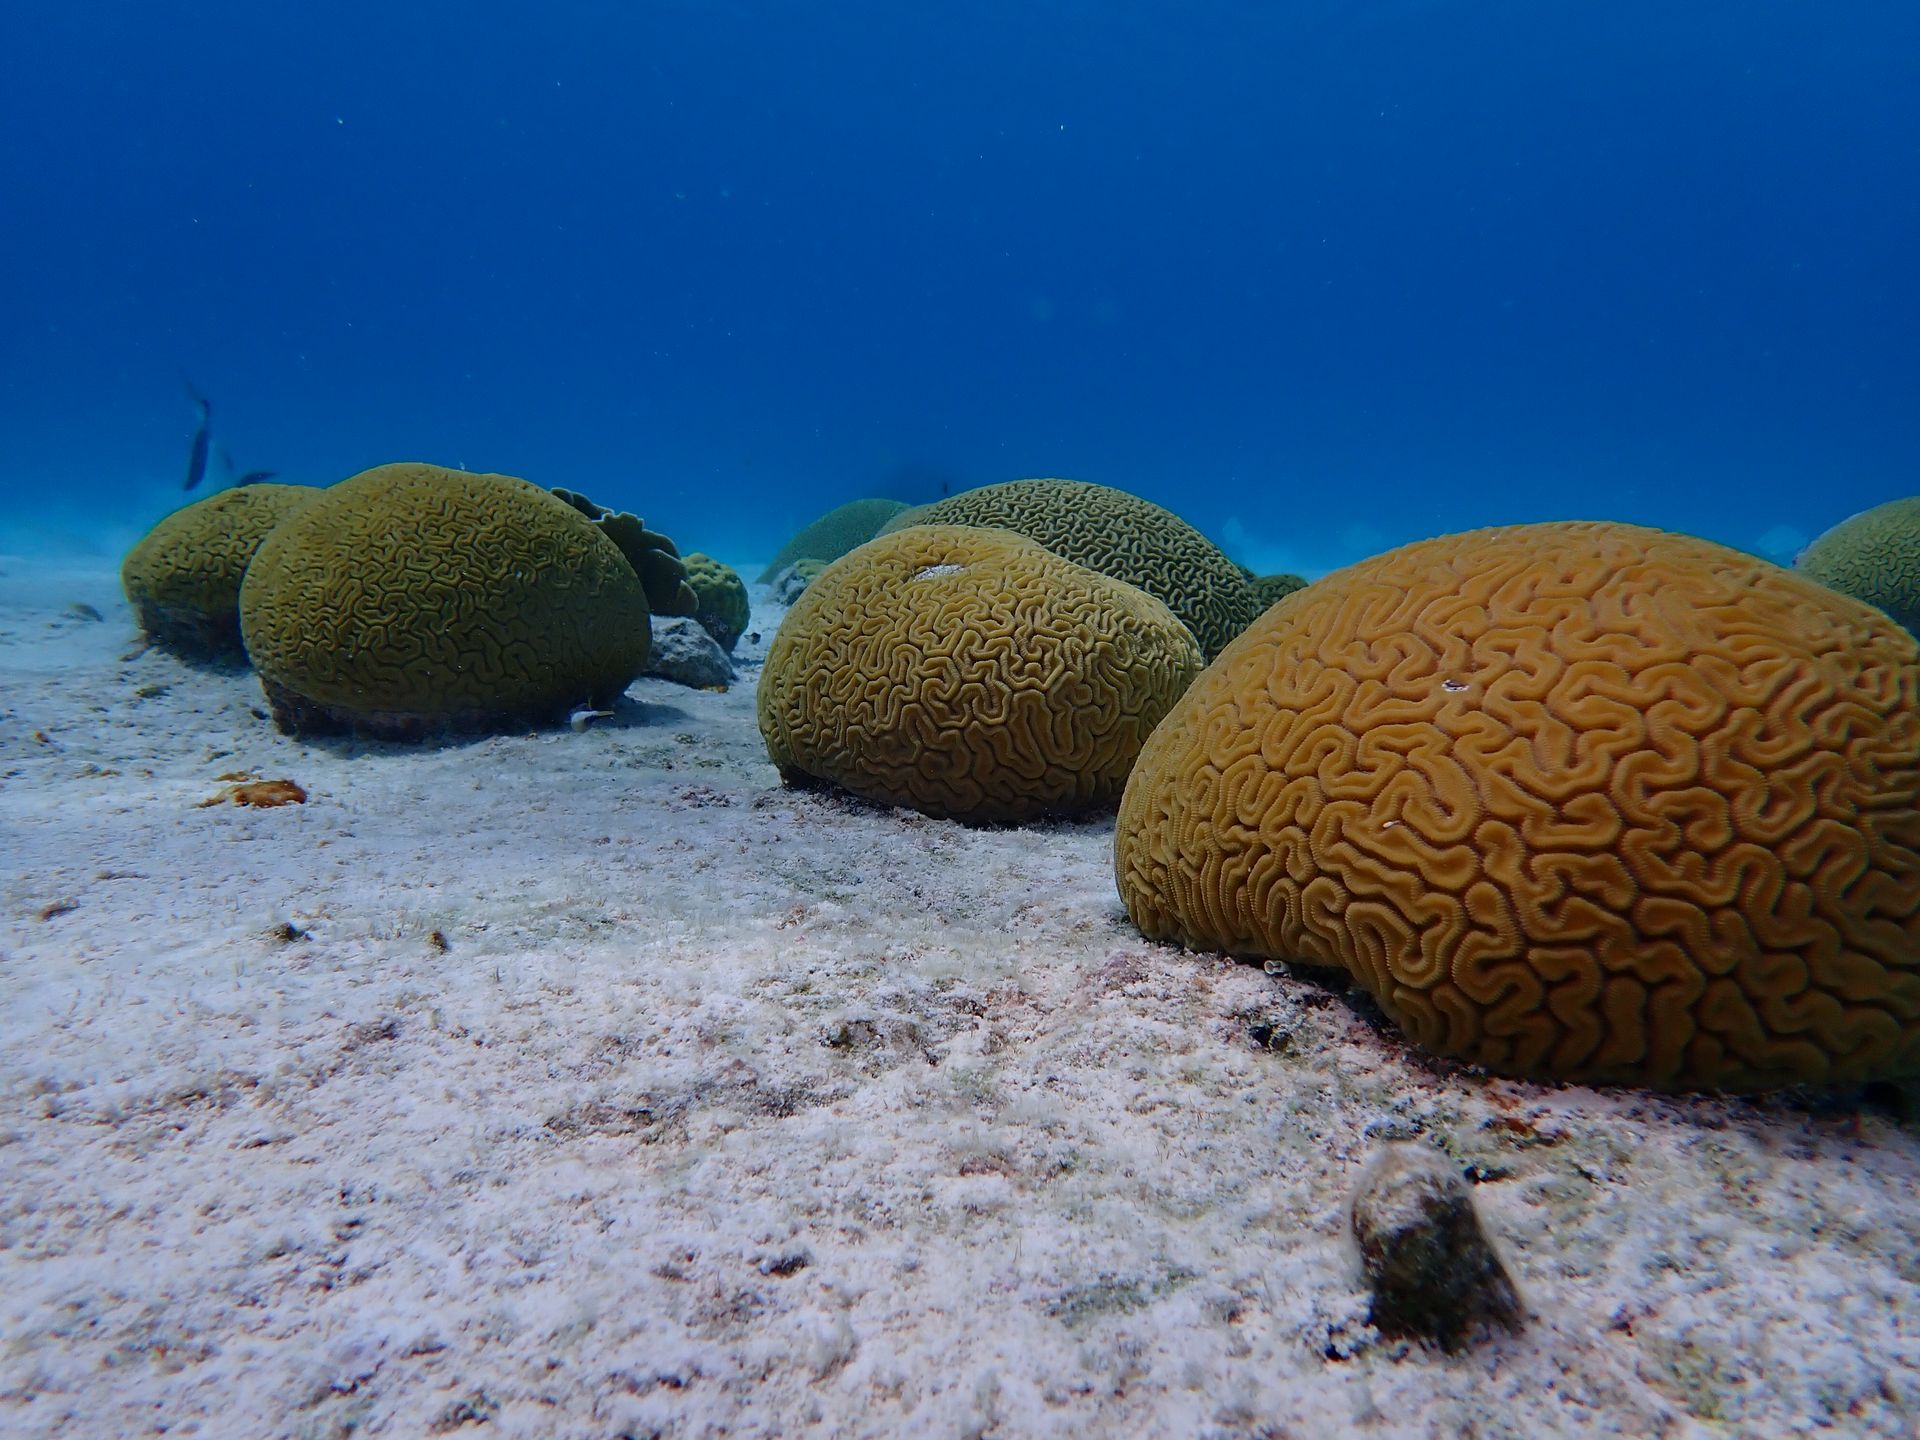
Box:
left=2, top=552, right=1918, bottom=1439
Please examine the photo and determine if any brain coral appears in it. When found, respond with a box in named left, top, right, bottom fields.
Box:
left=757, top=498, right=910, bottom=583
left=1247, top=572, right=1310, bottom=612
left=1114, top=521, right=1920, bottom=1091
left=1796, top=497, right=1920, bottom=638
left=872, top=478, right=1255, bottom=659
left=759, top=525, right=1203, bottom=823
left=682, top=552, right=750, bottom=652
left=121, top=483, right=317, bottom=660
left=239, top=463, right=652, bottom=739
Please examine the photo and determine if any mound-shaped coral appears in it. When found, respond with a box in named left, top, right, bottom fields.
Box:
left=1247, top=572, right=1309, bottom=612
left=681, top=552, right=750, bottom=652
left=239, top=463, right=652, bottom=739
left=1797, top=497, right=1920, bottom=638
left=759, top=525, right=1203, bottom=824
left=1115, top=521, right=1920, bottom=1091
left=121, top=483, right=317, bottom=660
left=757, top=498, right=910, bottom=583
left=872, top=478, right=1254, bottom=659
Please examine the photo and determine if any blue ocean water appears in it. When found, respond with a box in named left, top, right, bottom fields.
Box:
left=2, top=0, right=1915, bottom=572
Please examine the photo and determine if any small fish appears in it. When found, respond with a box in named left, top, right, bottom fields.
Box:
left=234, top=470, right=279, bottom=486
left=182, top=382, right=213, bottom=491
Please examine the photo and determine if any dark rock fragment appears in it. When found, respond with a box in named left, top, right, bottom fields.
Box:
left=1349, top=1141, right=1523, bottom=1349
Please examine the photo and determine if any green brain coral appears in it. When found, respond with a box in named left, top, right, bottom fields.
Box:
left=1796, top=497, right=1920, bottom=637
left=121, top=483, right=318, bottom=660
left=874, top=478, right=1254, bottom=659
left=1246, top=572, right=1309, bottom=611
left=238, top=463, right=652, bottom=739
left=1115, top=521, right=1920, bottom=1091
left=759, top=525, right=1203, bottom=824
left=757, top=498, right=911, bottom=583
left=682, top=552, right=751, bottom=652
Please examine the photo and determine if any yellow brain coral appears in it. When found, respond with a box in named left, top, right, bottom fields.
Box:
left=121, top=483, right=318, bottom=659
left=239, top=463, right=652, bottom=739
left=1114, top=521, right=1920, bottom=1091
left=759, top=525, right=1204, bottom=823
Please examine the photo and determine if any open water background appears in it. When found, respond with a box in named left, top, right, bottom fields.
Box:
left=2, top=1, right=1915, bottom=570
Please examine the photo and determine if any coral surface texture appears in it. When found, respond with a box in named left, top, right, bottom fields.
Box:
left=1797, top=495, right=1920, bottom=637
left=760, top=525, right=1202, bottom=823
left=1247, top=571, right=1310, bottom=613
left=757, top=498, right=910, bottom=583
left=683, top=552, right=751, bottom=652
left=1115, top=521, right=1920, bottom=1090
left=239, top=463, right=652, bottom=738
left=120, top=483, right=317, bottom=659
left=877, top=478, right=1254, bottom=658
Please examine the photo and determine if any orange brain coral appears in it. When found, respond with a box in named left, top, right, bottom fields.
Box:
left=759, top=525, right=1203, bottom=823
left=1114, top=522, right=1920, bottom=1090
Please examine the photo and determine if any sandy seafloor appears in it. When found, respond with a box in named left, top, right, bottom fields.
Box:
left=4, top=546, right=1920, bottom=1440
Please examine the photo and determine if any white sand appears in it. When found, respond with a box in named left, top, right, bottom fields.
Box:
left=4, top=551, right=1920, bottom=1439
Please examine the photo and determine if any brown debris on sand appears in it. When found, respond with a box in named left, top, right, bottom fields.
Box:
left=198, top=777, right=307, bottom=808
